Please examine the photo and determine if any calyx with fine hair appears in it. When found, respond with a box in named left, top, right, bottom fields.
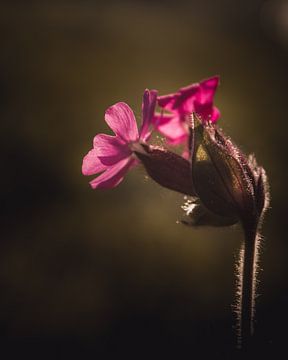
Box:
left=189, top=114, right=269, bottom=229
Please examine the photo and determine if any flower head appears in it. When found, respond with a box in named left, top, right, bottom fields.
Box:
left=81, top=79, right=270, bottom=350
left=153, top=76, right=220, bottom=144
left=82, top=89, right=157, bottom=189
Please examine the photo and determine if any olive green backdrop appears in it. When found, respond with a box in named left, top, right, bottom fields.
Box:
left=0, top=0, right=287, bottom=358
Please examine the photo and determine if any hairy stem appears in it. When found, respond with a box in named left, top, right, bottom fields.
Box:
left=237, top=224, right=259, bottom=349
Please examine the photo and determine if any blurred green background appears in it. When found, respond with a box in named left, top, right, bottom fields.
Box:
left=0, top=0, right=287, bottom=358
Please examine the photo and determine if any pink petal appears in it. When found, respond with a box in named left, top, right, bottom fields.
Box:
left=153, top=113, right=177, bottom=142
left=105, top=102, right=139, bottom=142
left=157, top=94, right=177, bottom=111
left=153, top=113, right=174, bottom=127
left=210, top=106, right=221, bottom=123
left=89, top=157, right=137, bottom=189
left=157, top=116, right=188, bottom=145
left=82, top=148, right=108, bottom=176
left=93, top=133, right=131, bottom=165
left=177, top=83, right=200, bottom=113
left=140, top=89, right=158, bottom=141
left=198, top=76, right=219, bottom=103
left=194, top=101, right=220, bottom=123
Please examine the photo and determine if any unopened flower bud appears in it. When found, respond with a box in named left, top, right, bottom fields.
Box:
left=190, top=114, right=269, bottom=229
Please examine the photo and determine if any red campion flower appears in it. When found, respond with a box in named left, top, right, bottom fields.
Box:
left=82, top=89, right=157, bottom=189
left=153, top=76, right=220, bottom=145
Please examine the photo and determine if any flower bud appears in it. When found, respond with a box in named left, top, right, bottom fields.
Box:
left=190, top=114, right=269, bottom=228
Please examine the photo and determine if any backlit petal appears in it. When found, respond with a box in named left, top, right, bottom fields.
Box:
left=177, top=83, right=200, bottom=113
left=157, top=94, right=176, bottom=111
left=194, top=101, right=220, bottom=123
left=153, top=113, right=174, bottom=127
left=210, top=106, right=221, bottom=123
left=105, top=102, right=139, bottom=142
left=82, top=148, right=108, bottom=175
left=93, top=133, right=131, bottom=165
left=89, top=157, right=137, bottom=189
left=157, top=116, right=188, bottom=145
left=140, top=89, right=158, bottom=141
left=198, top=76, right=219, bottom=103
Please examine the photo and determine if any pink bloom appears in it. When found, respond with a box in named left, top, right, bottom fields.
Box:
left=153, top=76, right=220, bottom=144
left=82, top=89, right=157, bottom=189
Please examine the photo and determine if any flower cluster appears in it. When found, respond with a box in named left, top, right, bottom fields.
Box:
left=82, top=76, right=269, bottom=229
left=82, top=77, right=219, bottom=188
left=82, top=77, right=270, bottom=349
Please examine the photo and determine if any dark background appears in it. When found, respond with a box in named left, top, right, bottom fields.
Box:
left=0, top=0, right=287, bottom=358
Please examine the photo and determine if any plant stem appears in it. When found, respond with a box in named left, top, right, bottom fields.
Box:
left=238, top=224, right=258, bottom=349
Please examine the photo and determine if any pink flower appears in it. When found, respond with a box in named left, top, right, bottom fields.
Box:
left=153, top=76, right=220, bottom=145
left=82, top=89, right=157, bottom=189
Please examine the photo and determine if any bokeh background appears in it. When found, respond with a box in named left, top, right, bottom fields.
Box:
left=1, top=0, right=287, bottom=358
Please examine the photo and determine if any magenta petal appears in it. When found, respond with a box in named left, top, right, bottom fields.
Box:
left=194, top=101, right=213, bottom=122
left=105, top=102, right=139, bottom=142
left=153, top=113, right=174, bottom=127
left=157, top=94, right=177, bottom=111
left=140, top=89, right=158, bottom=141
left=93, top=133, right=131, bottom=165
left=198, top=76, right=219, bottom=103
left=210, top=106, right=221, bottom=123
left=89, top=157, right=136, bottom=189
left=194, top=101, right=220, bottom=123
left=176, top=83, right=200, bottom=113
left=200, top=75, right=219, bottom=91
left=157, top=116, right=188, bottom=145
left=82, top=148, right=108, bottom=176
